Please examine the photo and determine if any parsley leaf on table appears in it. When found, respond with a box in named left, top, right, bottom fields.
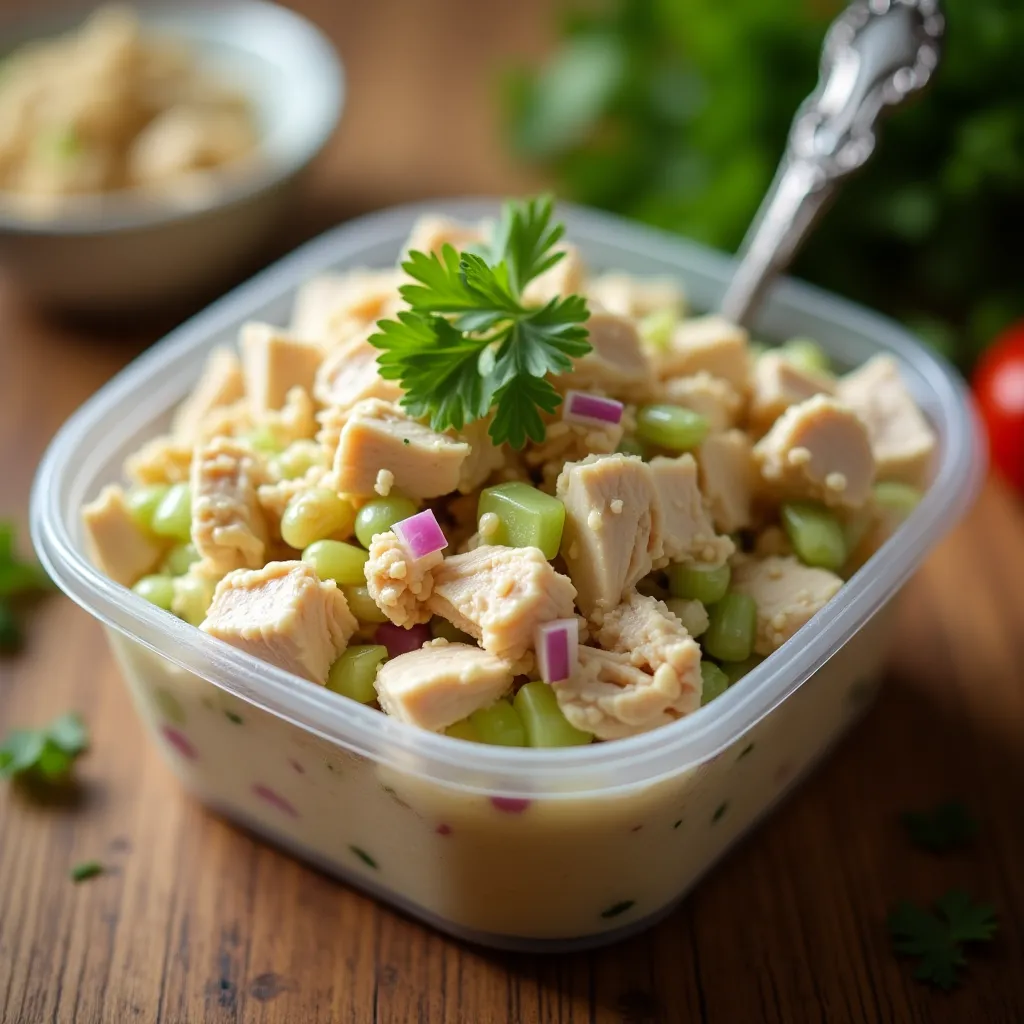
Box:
left=369, top=195, right=592, bottom=448
left=70, top=861, right=104, bottom=883
left=902, top=801, right=979, bottom=854
left=887, top=890, right=998, bottom=990
left=0, top=713, right=89, bottom=784
left=0, top=519, right=55, bottom=654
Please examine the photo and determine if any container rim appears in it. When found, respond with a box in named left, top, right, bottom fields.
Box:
left=31, top=198, right=985, bottom=796
left=0, top=0, right=344, bottom=236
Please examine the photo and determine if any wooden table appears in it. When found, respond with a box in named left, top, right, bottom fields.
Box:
left=2, top=2, right=1023, bottom=1022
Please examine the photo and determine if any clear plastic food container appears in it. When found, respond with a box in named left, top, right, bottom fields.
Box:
left=31, top=200, right=982, bottom=952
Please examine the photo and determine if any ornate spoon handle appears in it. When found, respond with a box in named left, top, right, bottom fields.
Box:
left=719, top=0, right=944, bottom=327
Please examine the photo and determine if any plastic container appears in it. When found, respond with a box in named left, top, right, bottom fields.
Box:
left=31, top=199, right=983, bottom=952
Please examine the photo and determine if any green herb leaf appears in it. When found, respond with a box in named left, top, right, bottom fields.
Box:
left=369, top=195, right=591, bottom=448
left=0, top=713, right=89, bottom=784
left=887, top=890, right=997, bottom=990
left=70, top=861, right=104, bottom=883
left=902, top=801, right=979, bottom=854
left=0, top=602, right=23, bottom=654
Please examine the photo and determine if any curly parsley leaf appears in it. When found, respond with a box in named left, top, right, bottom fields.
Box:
left=888, top=890, right=997, bottom=990
left=0, top=713, right=89, bottom=784
left=369, top=195, right=591, bottom=448
left=902, top=801, right=979, bottom=854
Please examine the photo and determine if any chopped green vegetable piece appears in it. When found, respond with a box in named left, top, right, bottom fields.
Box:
left=888, top=890, right=997, bottom=990
left=327, top=645, right=387, bottom=704
left=368, top=196, right=592, bottom=448
left=781, top=502, right=847, bottom=571
left=902, top=802, right=979, bottom=854
left=0, top=520, right=53, bottom=600
left=342, top=585, right=387, bottom=624
left=132, top=574, right=175, bottom=611
left=172, top=574, right=214, bottom=626
left=0, top=602, right=23, bottom=654
left=702, top=592, right=757, bottom=663
left=70, top=861, right=103, bottom=883
left=667, top=562, right=730, bottom=604
left=245, top=423, right=284, bottom=455
left=431, top=617, right=476, bottom=644
left=0, top=713, right=88, bottom=784
left=445, top=718, right=482, bottom=742
left=478, top=482, right=565, bottom=560
left=514, top=681, right=593, bottom=747
left=302, top=539, right=370, bottom=586
left=635, top=403, right=709, bottom=451
left=281, top=489, right=356, bottom=550
left=615, top=435, right=647, bottom=458
left=720, top=656, right=763, bottom=685
left=269, top=439, right=327, bottom=480
left=699, top=662, right=730, bottom=706
left=780, top=337, right=831, bottom=375
left=160, top=542, right=199, bottom=577
left=638, top=308, right=676, bottom=349
left=151, top=483, right=192, bottom=542
left=354, top=496, right=419, bottom=549
left=874, top=481, right=923, bottom=519
left=469, top=699, right=526, bottom=746
left=125, top=484, right=170, bottom=534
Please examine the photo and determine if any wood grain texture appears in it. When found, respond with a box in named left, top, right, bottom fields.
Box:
left=1, top=1, right=1023, bottom=1022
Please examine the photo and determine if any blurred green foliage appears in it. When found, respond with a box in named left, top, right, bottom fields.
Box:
left=505, top=0, right=1024, bottom=368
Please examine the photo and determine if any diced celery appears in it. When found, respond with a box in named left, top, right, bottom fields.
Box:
left=469, top=699, right=526, bottom=746
left=514, top=682, right=593, bottom=748
left=446, top=718, right=482, bottom=742
left=781, top=502, right=847, bottom=571
left=172, top=574, right=215, bottom=626
left=342, top=585, right=387, bottom=623
left=780, top=337, right=831, bottom=375
left=132, top=574, right=175, bottom=610
left=126, top=484, right=169, bottom=534
left=667, top=562, right=731, bottom=605
left=873, top=482, right=922, bottom=520
left=161, top=542, right=199, bottom=577
left=477, top=482, right=565, bottom=560
left=302, top=539, right=369, bottom=586
left=327, top=645, right=387, bottom=703
left=700, top=662, right=730, bottom=706
left=151, top=483, right=192, bottom=542
left=702, top=592, right=757, bottom=663
left=354, top=496, right=419, bottom=549
left=638, top=308, right=676, bottom=350
left=245, top=423, right=284, bottom=455
left=270, top=440, right=327, bottom=480
left=636, top=404, right=709, bottom=452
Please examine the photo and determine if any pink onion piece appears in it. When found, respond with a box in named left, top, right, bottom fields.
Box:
left=375, top=621, right=432, bottom=659
left=534, top=618, right=579, bottom=683
left=563, top=390, right=624, bottom=427
left=393, top=508, right=448, bottom=560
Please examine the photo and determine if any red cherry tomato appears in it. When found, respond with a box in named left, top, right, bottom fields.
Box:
left=972, top=321, right=1024, bottom=494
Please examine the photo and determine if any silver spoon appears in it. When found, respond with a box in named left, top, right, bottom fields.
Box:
left=719, top=0, right=944, bottom=327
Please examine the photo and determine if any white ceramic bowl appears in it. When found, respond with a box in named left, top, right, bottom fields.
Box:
left=0, top=0, right=343, bottom=311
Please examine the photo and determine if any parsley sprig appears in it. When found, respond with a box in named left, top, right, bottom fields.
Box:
left=888, top=890, right=998, bottom=990
left=0, top=713, right=89, bottom=785
left=369, top=196, right=592, bottom=448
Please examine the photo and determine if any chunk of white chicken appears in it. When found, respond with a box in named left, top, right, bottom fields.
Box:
left=559, top=310, right=655, bottom=402
left=523, top=243, right=587, bottom=305
left=452, top=416, right=506, bottom=494
left=730, top=555, right=842, bottom=655
left=697, top=429, right=755, bottom=533
left=373, top=641, right=513, bottom=732
left=648, top=455, right=734, bottom=568
left=753, top=395, right=875, bottom=509
left=748, top=352, right=835, bottom=436
left=551, top=646, right=693, bottom=741
left=586, top=272, right=685, bottom=319
left=240, top=322, right=324, bottom=415
left=332, top=399, right=470, bottom=499
left=426, top=545, right=577, bottom=668
left=124, top=435, right=193, bottom=486
left=200, top=560, right=356, bottom=683
left=658, top=372, right=743, bottom=432
left=364, top=530, right=442, bottom=628
left=836, top=354, right=936, bottom=486
left=81, top=484, right=165, bottom=586
left=313, top=328, right=403, bottom=411
left=523, top=417, right=623, bottom=494
left=654, top=315, right=751, bottom=392
left=290, top=269, right=403, bottom=346
left=556, top=453, right=661, bottom=616
left=589, top=591, right=703, bottom=715
left=401, top=214, right=486, bottom=260
left=190, top=436, right=268, bottom=574
left=171, top=347, right=245, bottom=441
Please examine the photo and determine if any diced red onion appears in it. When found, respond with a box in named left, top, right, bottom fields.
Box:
left=563, top=390, right=624, bottom=427
left=374, top=621, right=433, bottom=659
left=534, top=618, right=579, bottom=684
left=393, top=509, right=448, bottom=560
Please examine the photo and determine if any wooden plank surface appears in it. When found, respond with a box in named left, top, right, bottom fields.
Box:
left=2, top=2, right=1023, bottom=1022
